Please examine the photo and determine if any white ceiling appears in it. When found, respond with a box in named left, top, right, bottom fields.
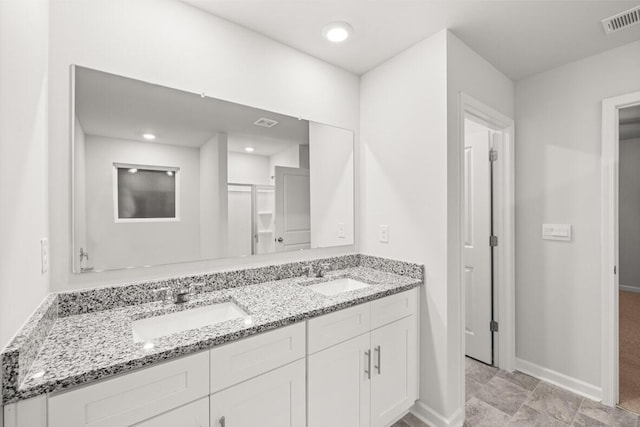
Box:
left=182, top=0, right=640, bottom=80
left=75, top=66, right=309, bottom=149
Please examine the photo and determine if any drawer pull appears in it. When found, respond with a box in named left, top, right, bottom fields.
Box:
left=220, top=416, right=226, bottom=427
left=374, top=345, right=381, bottom=374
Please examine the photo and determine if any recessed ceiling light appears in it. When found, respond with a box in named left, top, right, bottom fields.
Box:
left=322, top=22, right=352, bottom=43
left=142, top=133, right=156, bottom=140
left=128, top=168, right=138, bottom=174
left=245, top=147, right=255, bottom=152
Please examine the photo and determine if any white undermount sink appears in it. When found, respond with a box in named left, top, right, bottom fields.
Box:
left=132, top=301, right=247, bottom=343
left=307, top=278, right=370, bottom=296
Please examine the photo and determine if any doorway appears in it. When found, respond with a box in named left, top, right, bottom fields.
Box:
left=601, top=92, right=640, bottom=410
left=463, top=115, right=499, bottom=365
left=460, top=93, right=516, bottom=374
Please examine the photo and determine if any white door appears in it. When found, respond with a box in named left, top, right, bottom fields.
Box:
left=133, top=398, right=208, bottom=427
left=210, top=359, right=305, bottom=427
left=464, top=122, right=494, bottom=364
left=370, top=316, right=418, bottom=427
left=274, top=166, right=311, bottom=252
left=308, top=333, right=371, bottom=427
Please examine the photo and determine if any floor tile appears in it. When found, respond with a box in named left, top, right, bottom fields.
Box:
left=572, top=412, right=607, bottom=426
left=466, top=357, right=499, bottom=385
left=525, top=382, right=583, bottom=424
left=398, top=412, right=431, bottom=427
left=466, top=376, right=484, bottom=401
left=576, top=399, right=638, bottom=427
left=508, top=404, right=567, bottom=427
left=496, top=369, right=540, bottom=391
left=474, top=376, right=530, bottom=416
left=464, top=397, right=511, bottom=427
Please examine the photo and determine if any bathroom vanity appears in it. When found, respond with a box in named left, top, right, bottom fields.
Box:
left=2, top=255, right=422, bottom=427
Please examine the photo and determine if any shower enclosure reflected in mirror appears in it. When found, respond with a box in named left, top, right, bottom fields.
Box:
left=72, top=66, right=354, bottom=273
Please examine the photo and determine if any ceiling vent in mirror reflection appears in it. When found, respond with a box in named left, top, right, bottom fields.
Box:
left=253, top=117, right=279, bottom=128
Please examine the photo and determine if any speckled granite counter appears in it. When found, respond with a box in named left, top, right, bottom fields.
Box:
left=1, top=255, right=422, bottom=404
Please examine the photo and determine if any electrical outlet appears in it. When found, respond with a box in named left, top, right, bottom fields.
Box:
left=40, top=238, right=49, bottom=274
left=379, top=225, right=389, bottom=243
left=338, top=222, right=345, bottom=238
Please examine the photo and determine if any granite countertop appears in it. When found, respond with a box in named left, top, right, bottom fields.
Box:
left=17, top=266, right=420, bottom=400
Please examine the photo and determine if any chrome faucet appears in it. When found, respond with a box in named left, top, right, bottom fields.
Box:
left=316, top=263, right=331, bottom=278
left=306, top=264, right=315, bottom=277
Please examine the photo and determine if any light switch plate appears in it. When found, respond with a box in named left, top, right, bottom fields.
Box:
left=379, top=225, right=389, bottom=243
left=542, top=224, right=571, bottom=241
left=40, top=238, right=49, bottom=273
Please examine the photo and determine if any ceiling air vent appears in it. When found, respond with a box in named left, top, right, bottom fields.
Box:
left=253, top=118, right=279, bottom=128
left=601, top=6, right=640, bottom=34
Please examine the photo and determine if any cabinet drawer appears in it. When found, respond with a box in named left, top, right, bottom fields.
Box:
left=307, top=303, right=370, bottom=354
left=371, top=288, right=417, bottom=330
left=210, top=322, right=305, bottom=393
left=132, top=397, right=209, bottom=427
left=48, top=351, right=209, bottom=427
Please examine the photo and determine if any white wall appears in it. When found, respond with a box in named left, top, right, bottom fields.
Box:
left=200, top=133, right=228, bottom=259
left=49, top=0, right=359, bottom=291
left=515, top=40, right=640, bottom=392
left=309, top=122, right=354, bottom=247
left=361, top=30, right=450, bottom=417
left=268, top=145, right=301, bottom=183
left=0, top=0, right=50, bottom=358
left=620, top=137, right=640, bottom=290
left=361, top=29, right=513, bottom=422
left=84, top=136, right=201, bottom=269
left=228, top=151, right=270, bottom=185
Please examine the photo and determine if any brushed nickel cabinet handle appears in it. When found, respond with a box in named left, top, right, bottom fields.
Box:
left=219, top=416, right=226, bottom=427
left=374, top=345, right=381, bottom=374
left=365, top=349, right=371, bottom=379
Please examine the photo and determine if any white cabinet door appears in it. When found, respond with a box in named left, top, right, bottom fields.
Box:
left=370, top=316, right=418, bottom=427
left=210, top=358, right=305, bottom=427
left=308, top=333, right=371, bottom=427
left=132, top=397, right=208, bottom=427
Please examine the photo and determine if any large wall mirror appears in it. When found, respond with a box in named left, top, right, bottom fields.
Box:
left=72, top=66, right=354, bottom=273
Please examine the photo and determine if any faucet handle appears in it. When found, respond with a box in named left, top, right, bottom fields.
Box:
left=152, top=287, right=171, bottom=303
left=189, top=282, right=205, bottom=296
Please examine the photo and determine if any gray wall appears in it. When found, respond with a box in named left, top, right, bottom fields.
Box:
left=619, top=137, right=640, bottom=290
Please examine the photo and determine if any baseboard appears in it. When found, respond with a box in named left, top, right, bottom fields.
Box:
left=515, top=358, right=602, bottom=401
left=619, top=284, right=640, bottom=293
left=410, top=400, right=464, bottom=427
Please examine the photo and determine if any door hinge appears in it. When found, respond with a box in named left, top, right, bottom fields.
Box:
left=489, top=150, right=498, bottom=162
left=490, top=320, right=499, bottom=332
left=490, top=235, right=498, bottom=247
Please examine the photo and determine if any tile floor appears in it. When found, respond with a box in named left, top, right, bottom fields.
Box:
left=391, top=357, right=640, bottom=427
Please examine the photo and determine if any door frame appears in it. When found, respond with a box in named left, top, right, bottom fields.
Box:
left=459, top=93, right=516, bottom=373
left=601, top=90, right=640, bottom=406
